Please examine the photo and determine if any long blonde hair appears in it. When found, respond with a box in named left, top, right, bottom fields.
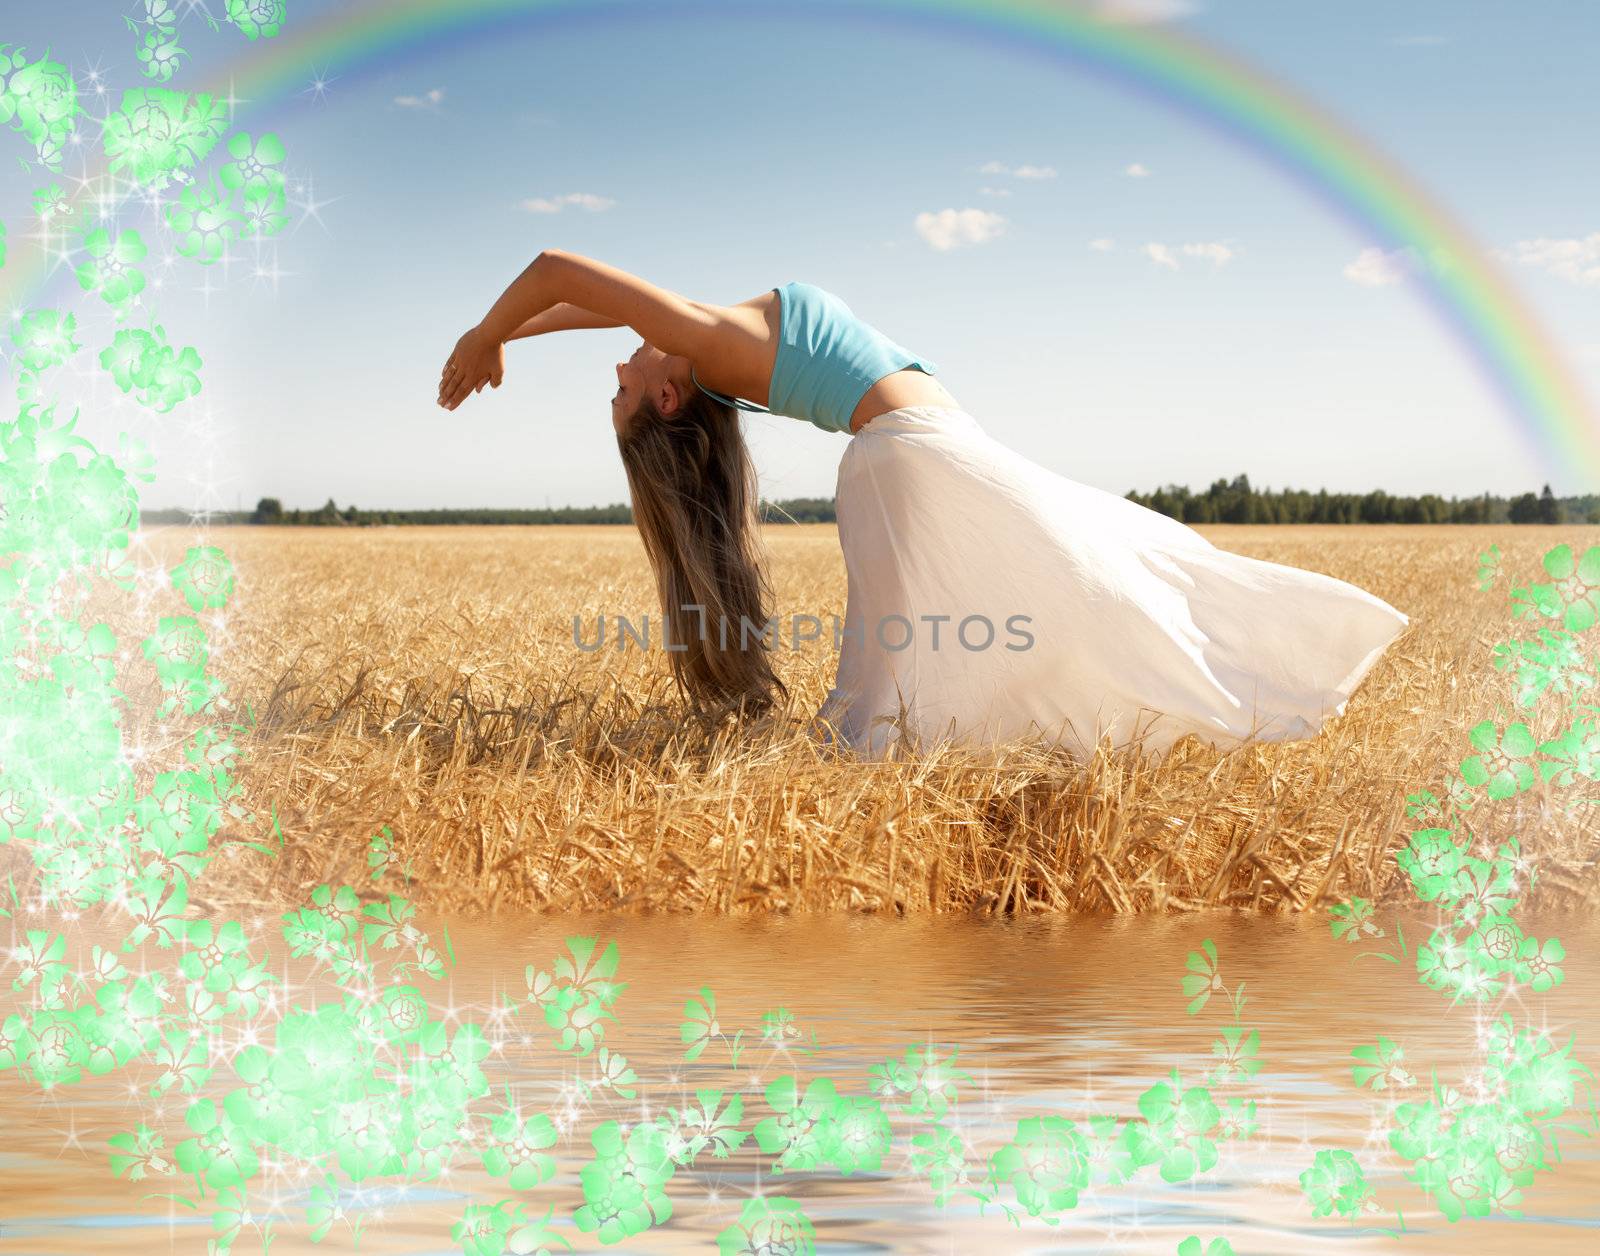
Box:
left=616, top=387, right=791, bottom=720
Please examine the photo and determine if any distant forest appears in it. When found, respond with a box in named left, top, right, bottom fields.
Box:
left=136, top=477, right=1599, bottom=527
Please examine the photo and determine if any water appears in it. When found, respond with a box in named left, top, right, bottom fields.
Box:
left=2, top=910, right=1597, bottom=1254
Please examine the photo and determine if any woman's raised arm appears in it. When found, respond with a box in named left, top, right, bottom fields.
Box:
left=505, top=302, right=626, bottom=341
left=478, top=250, right=715, bottom=356
left=440, top=250, right=747, bottom=410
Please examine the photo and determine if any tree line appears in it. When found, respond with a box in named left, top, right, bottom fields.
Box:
left=134, top=478, right=1599, bottom=527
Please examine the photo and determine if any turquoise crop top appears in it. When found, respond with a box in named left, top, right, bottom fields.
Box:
left=691, top=282, right=939, bottom=435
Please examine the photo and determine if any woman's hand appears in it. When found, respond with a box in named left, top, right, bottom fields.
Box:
left=438, top=324, right=506, bottom=410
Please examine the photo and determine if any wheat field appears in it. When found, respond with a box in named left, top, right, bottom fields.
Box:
left=112, top=522, right=1600, bottom=918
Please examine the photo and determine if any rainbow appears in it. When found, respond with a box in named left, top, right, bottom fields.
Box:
left=6, top=0, right=1597, bottom=484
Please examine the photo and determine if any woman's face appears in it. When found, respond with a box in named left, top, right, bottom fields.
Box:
left=611, top=341, right=693, bottom=434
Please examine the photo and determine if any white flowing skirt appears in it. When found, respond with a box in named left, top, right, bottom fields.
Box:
left=813, top=406, right=1411, bottom=762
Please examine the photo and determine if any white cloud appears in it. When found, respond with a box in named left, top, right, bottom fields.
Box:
left=977, top=161, right=1056, bottom=180
left=394, top=88, right=444, bottom=109
left=914, top=208, right=1008, bottom=252
left=519, top=192, right=617, bottom=214
left=1089, top=237, right=1116, bottom=252
left=1142, top=240, right=1234, bottom=269
left=1124, top=162, right=1151, bottom=178
left=1505, top=233, right=1600, bottom=287
left=1343, top=245, right=1419, bottom=287
left=1093, top=0, right=1201, bottom=23
left=978, top=185, right=1012, bottom=197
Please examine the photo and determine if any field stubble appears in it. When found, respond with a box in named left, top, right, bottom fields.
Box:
left=104, top=523, right=1600, bottom=918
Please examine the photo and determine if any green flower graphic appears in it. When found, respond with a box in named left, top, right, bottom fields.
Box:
left=481, top=1110, right=559, bottom=1189
left=1181, top=938, right=1223, bottom=1014
left=1123, top=1068, right=1221, bottom=1183
left=141, top=614, right=208, bottom=686
left=1300, top=1147, right=1373, bottom=1218
left=173, top=1097, right=260, bottom=1190
left=680, top=985, right=722, bottom=1061
left=762, top=1006, right=800, bottom=1043
left=9, top=308, right=80, bottom=374
left=32, top=182, right=74, bottom=224
left=220, top=130, right=286, bottom=193
left=1449, top=855, right=1518, bottom=927
left=150, top=1028, right=211, bottom=1096
left=867, top=1043, right=971, bottom=1120
left=102, top=88, right=228, bottom=188
left=272, top=1003, right=370, bottom=1101
left=753, top=1074, right=845, bottom=1172
left=227, top=0, right=287, bottom=41
left=1467, top=913, right=1525, bottom=971
left=1514, top=935, right=1565, bottom=993
left=4, top=50, right=78, bottom=167
left=654, top=1088, right=747, bottom=1162
left=817, top=1093, right=893, bottom=1175
left=100, top=327, right=154, bottom=391
left=543, top=983, right=613, bottom=1055
left=591, top=1046, right=639, bottom=1099
left=908, top=1121, right=973, bottom=1204
left=10, top=929, right=68, bottom=994
left=1460, top=719, right=1538, bottom=799
left=222, top=1045, right=300, bottom=1146
left=150, top=344, right=206, bottom=410
left=74, top=225, right=147, bottom=308
left=1207, top=1025, right=1261, bottom=1085
left=414, top=1020, right=492, bottom=1098
left=1535, top=711, right=1600, bottom=787
left=1328, top=895, right=1385, bottom=941
left=170, top=545, right=235, bottom=611
left=240, top=181, right=290, bottom=237
left=987, top=1114, right=1091, bottom=1219
left=716, top=1196, right=816, bottom=1255
left=107, top=1123, right=171, bottom=1180
left=452, top=1199, right=565, bottom=1256
left=1178, top=1239, right=1235, bottom=1256
left=1531, top=543, right=1600, bottom=634
left=1216, top=1096, right=1258, bottom=1139
left=572, top=1119, right=676, bottom=1244
left=361, top=984, right=430, bottom=1044
left=165, top=177, right=244, bottom=264
left=177, top=917, right=252, bottom=994
left=135, top=30, right=186, bottom=83
left=1415, top=926, right=1474, bottom=998
left=1395, top=828, right=1463, bottom=901
left=1350, top=1037, right=1415, bottom=1091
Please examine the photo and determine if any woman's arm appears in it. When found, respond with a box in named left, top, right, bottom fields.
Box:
left=505, top=302, right=626, bottom=341
left=440, top=249, right=737, bottom=410
left=477, top=249, right=715, bottom=355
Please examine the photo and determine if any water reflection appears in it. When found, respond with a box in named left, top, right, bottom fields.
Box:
left=2, top=911, right=1596, bottom=1253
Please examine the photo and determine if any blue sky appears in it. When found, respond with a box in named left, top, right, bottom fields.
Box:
left=4, top=0, right=1600, bottom=512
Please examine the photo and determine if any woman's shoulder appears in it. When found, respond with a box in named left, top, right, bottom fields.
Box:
left=782, top=282, right=859, bottom=324
left=723, top=286, right=785, bottom=313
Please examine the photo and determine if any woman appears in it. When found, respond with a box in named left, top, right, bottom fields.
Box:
left=438, top=249, right=1411, bottom=762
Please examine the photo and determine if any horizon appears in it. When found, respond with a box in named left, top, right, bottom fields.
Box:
left=150, top=476, right=1600, bottom=520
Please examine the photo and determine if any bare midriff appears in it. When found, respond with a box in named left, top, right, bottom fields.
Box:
left=846, top=367, right=961, bottom=434
left=692, top=291, right=961, bottom=435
